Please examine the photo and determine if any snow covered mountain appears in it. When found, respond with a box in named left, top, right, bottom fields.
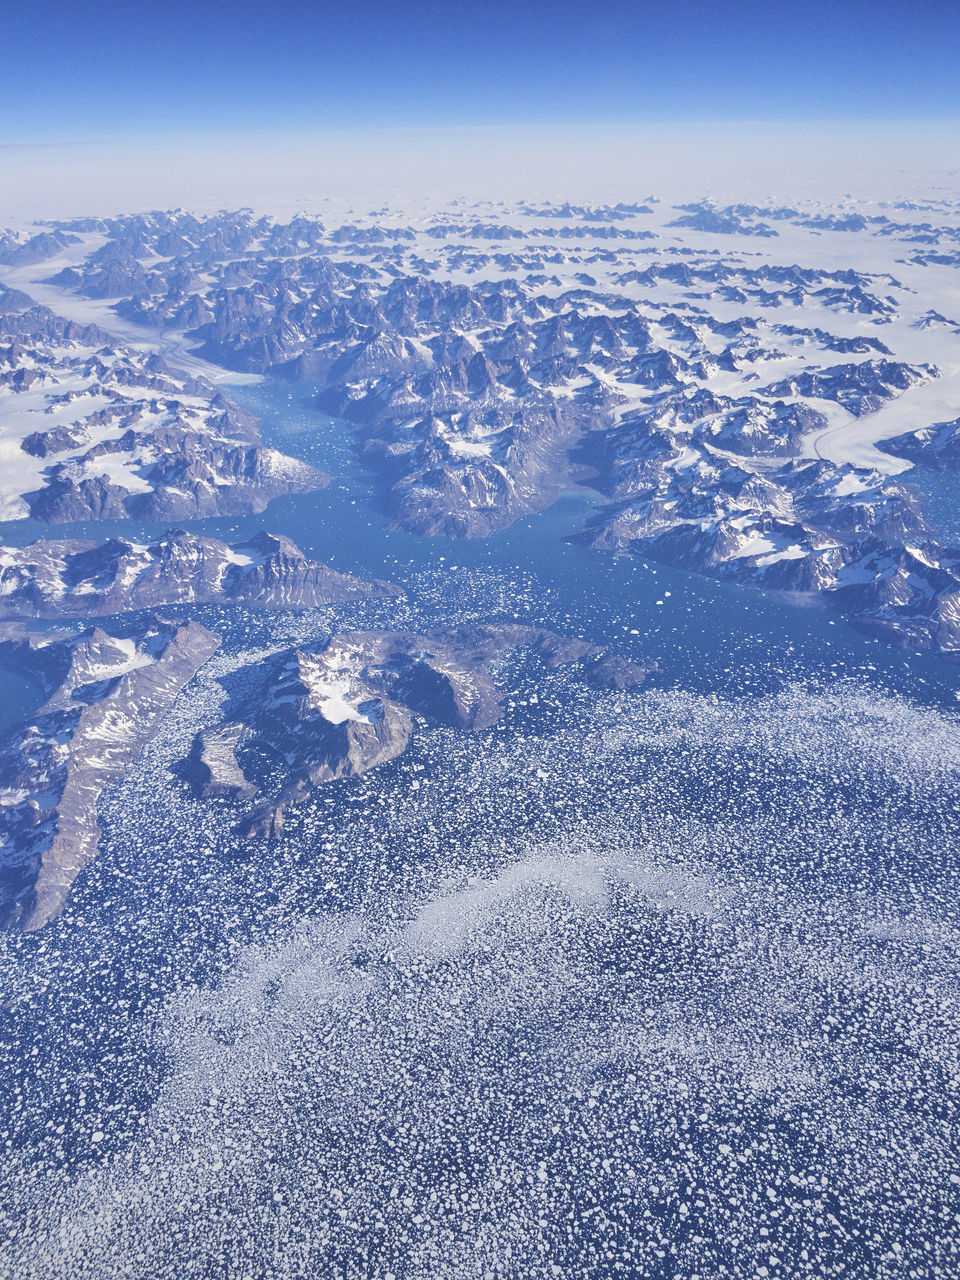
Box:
left=3, top=200, right=959, bottom=660
left=0, top=615, right=220, bottom=930
left=0, top=528, right=399, bottom=619
left=880, top=416, right=960, bottom=472
left=184, top=625, right=634, bottom=838
left=0, top=285, right=329, bottom=522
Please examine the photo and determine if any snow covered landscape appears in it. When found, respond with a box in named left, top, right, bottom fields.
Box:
left=3, top=198, right=960, bottom=656
left=1, top=187, right=960, bottom=1275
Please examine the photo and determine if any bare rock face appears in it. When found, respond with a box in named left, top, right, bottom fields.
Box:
left=584, top=654, right=658, bottom=690
left=0, top=528, right=401, bottom=619
left=181, top=723, right=257, bottom=802
left=0, top=615, right=221, bottom=931
left=181, top=624, right=603, bottom=838
left=880, top=416, right=960, bottom=472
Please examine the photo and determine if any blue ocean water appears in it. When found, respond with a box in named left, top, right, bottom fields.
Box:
left=2, top=378, right=957, bottom=729
left=908, top=464, right=960, bottom=546
left=1, top=379, right=959, bottom=1279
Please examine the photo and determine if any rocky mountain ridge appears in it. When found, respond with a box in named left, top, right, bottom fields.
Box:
left=0, top=528, right=400, bottom=619
left=0, top=615, right=220, bottom=930
left=0, top=284, right=329, bottom=522
left=183, top=624, right=645, bottom=838
left=3, top=202, right=960, bottom=664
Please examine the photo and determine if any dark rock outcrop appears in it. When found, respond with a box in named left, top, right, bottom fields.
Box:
left=181, top=625, right=603, bottom=837
left=0, top=615, right=221, bottom=930
left=0, top=529, right=401, bottom=619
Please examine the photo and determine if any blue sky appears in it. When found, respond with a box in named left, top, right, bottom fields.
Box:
left=2, top=0, right=958, bottom=142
